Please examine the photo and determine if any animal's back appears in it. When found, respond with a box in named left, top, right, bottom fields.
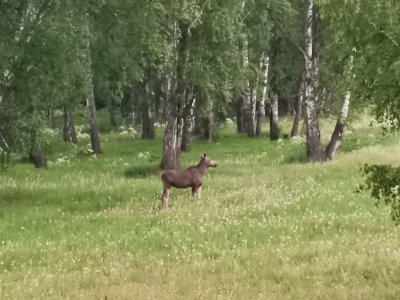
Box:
left=161, top=170, right=193, bottom=188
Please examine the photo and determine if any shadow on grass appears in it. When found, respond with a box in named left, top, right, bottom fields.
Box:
left=124, top=163, right=160, bottom=178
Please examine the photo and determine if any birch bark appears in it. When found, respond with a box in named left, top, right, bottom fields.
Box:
left=160, top=72, right=180, bottom=170
left=63, top=109, right=78, bottom=144
left=82, top=20, right=102, bottom=154
left=269, top=93, right=280, bottom=140
left=256, top=53, right=269, bottom=137
left=325, top=91, right=350, bottom=160
left=303, top=0, right=326, bottom=161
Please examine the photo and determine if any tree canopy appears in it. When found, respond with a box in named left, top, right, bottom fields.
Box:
left=317, top=0, right=400, bottom=129
left=1, top=0, right=399, bottom=167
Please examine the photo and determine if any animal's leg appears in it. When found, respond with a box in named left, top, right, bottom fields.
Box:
left=161, top=187, right=170, bottom=210
left=197, top=186, right=202, bottom=199
left=191, top=186, right=196, bottom=197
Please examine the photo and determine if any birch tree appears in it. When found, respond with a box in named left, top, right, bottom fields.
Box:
left=300, top=0, right=354, bottom=161
left=158, top=0, right=245, bottom=170
left=317, top=0, right=400, bottom=129
left=81, top=17, right=102, bottom=154
left=237, top=0, right=275, bottom=137
left=317, top=0, right=400, bottom=220
left=256, top=53, right=269, bottom=137
left=302, top=0, right=326, bottom=161
left=0, top=0, right=83, bottom=167
left=63, top=109, right=78, bottom=144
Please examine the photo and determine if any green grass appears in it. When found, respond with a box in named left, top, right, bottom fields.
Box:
left=1, top=115, right=400, bottom=299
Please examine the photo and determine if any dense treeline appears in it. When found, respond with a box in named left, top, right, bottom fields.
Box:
left=0, top=0, right=399, bottom=169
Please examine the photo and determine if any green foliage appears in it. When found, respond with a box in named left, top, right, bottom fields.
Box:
left=363, top=164, right=400, bottom=225
left=317, top=0, right=400, bottom=128
left=317, top=0, right=400, bottom=225
left=0, top=0, right=84, bottom=161
left=267, top=0, right=304, bottom=102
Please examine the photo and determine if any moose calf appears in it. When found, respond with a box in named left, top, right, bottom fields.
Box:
left=160, top=154, right=217, bottom=210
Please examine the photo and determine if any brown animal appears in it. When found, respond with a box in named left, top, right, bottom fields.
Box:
left=160, top=154, right=218, bottom=209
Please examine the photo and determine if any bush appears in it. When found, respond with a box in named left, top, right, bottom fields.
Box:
left=363, top=164, right=400, bottom=224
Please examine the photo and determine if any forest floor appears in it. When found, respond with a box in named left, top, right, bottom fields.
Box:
left=1, top=114, right=400, bottom=299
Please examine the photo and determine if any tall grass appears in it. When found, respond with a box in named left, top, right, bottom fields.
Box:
left=1, top=116, right=400, bottom=299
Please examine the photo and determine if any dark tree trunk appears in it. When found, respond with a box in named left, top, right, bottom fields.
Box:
left=269, top=94, right=280, bottom=140
left=108, top=98, right=117, bottom=127
left=181, top=98, right=195, bottom=152
left=255, top=100, right=265, bottom=137
left=175, top=116, right=183, bottom=162
left=181, top=117, right=193, bottom=152
left=29, top=150, right=47, bottom=168
left=161, top=21, right=189, bottom=170
left=160, top=90, right=168, bottom=124
left=161, top=110, right=181, bottom=170
left=141, top=102, right=155, bottom=140
left=290, top=79, right=305, bottom=138
left=243, top=89, right=254, bottom=137
left=121, top=86, right=135, bottom=127
left=161, top=82, right=188, bottom=168
left=208, top=97, right=215, bottom=142
left=141, top=83, right=155, bottom=140
left=69, top=113, right=78, bottom=144
left=63, top=109, right=78, bottom=144
left=82, top=23, right=102, bottom=154
left=246, top=88, right=256, bottom=137
left=304, top=112, right=325, bottom=161
left=63, top=110, right=69, bottom=142
left=160, top=72, right=181, bottom=170
left=236, top=94, right=246, bottom=133
left=50, top=109, right=56, bottom=129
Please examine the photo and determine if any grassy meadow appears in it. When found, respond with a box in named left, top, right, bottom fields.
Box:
left=1, top=114, right=400, bottom=299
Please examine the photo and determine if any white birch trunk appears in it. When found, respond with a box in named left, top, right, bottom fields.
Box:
left=82, top=21, right=102, bottom=154
left=161, top=20, right=181, bottom=170
left=260, top=53, right=269, bottom=103
left=161, top=73, right=180, bottom=170
left=325, top=91, right=351, bottom=160
left=290, top=75, right=305, bottom=137
left=256, top=53, right=269, bottom=137
left=325, top=56, right=353, bottom=160
left=303, top=0, right=326, bottom=161
left=242, top=39, right=255, bottom=137
left=270, top=93, right=280, bottom=140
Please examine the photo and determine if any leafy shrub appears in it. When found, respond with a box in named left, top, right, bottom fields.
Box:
left=363, top=164, right=400, bottom=224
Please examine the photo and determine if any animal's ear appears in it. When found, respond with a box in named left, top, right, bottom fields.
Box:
left=203, top=153, right=207, bottom=157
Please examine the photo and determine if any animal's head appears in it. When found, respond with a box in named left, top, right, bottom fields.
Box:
left=201, top=153, right=218, bottom=168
